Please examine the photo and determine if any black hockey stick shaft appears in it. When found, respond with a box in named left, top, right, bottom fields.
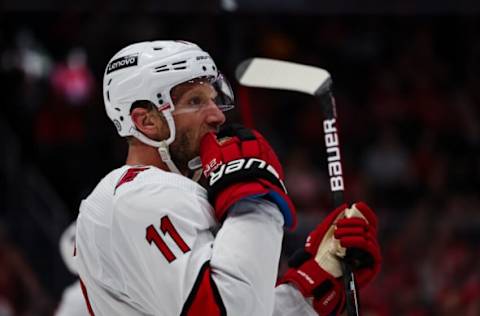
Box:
left=317, top=90, right=360, bottom=316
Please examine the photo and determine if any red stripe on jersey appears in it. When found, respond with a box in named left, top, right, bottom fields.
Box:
left=79, top=278, right=95, bottom=316
left=180, top=261, right=226, bottom=316
left=114, top=167, right=149, bottom=192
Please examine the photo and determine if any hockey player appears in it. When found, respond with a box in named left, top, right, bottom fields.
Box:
left=75, top=40, right=381, bottom=315
left=56, top=221, right=89, bottom=316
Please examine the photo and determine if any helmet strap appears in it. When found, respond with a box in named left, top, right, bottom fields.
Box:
left=158, top=142, right=182, bottom=175
left=188, top=157, right=203, bottom=182
left=131, top=110, right=203, bottom=181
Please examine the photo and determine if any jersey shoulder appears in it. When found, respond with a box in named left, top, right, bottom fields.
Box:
left=112, top=165, right=214, bottom=226
left=114, top=165, right=207, bottom=199
left=81, top=165, right=208, bottom=218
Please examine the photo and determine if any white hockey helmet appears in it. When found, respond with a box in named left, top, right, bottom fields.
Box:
left=103, top=40, right=234, bottom=175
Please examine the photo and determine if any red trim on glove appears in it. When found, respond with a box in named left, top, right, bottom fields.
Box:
left=281, top=260, right=345, bottom=315
left=333, top=203, right=382, bottom=288
left=213, top=181, right=269, bottom=221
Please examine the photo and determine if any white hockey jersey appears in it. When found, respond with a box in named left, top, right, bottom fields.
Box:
left=55, top=281, right=89, bottom=316
left=75, top=165, right=316, bottom=315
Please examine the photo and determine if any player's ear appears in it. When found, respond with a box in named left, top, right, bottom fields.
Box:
left=131, top=107, right=159, bottom=138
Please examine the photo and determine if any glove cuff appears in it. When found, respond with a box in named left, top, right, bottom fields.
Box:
left=280, top=260, right=344, bottom=315
left=281, top=259, right=334, bottom=297
left=212, top=181, right=268, bottom=222
left=212, top=181, right=297, bottom=229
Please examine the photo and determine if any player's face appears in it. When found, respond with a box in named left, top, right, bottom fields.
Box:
left=169, top=80, right=226, bottom=170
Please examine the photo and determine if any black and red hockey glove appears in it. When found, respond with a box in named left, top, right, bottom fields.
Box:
left=279, top=202, right=381, bottom=315
left=199, top=124, right=296, bottom=229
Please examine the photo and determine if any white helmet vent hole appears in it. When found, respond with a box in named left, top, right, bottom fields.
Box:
left=154, top=65, right=168, bottom=73
left=106, top=91, right=110, bottom=102
left=202, top=66, right=207, bottom=71
left=107, top=78, right=112, bottom=86
left=172, top=60, right=187, bottom=70
left=153, top=47, right=163, bottom=51
left=114, top=107, right=121, bottom=112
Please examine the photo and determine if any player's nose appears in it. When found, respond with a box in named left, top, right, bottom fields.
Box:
left=205, top=100, right=226, bottom=127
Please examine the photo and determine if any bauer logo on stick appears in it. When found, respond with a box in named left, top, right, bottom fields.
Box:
left=323, top=118, right=344, bottom=192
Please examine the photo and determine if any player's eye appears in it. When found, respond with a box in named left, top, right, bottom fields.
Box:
left=187, top=96, right=205, bottom=107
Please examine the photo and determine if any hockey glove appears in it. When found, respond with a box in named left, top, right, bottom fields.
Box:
left=279, top=202, right=381, bottom=315
left=199, top=124, right=296, bottom=229
left=334, top=202, right=381, bottom=289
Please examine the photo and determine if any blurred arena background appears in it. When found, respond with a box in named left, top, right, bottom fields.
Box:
left=1, top=1, right=480, bottom=315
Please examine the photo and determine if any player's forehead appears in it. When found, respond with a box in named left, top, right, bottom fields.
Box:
left=171, top=78, right=216, bottom=101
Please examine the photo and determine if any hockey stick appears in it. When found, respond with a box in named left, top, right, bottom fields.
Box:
left=236, top=58, right=360, bottom=316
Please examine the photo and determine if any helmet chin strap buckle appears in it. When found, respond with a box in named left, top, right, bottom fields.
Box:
left=188, top=157, right=203, bottom=182
left=188, top=157, right=202, bottom=171
left=159, top=147, right=203, bottom=181
left=158, top=143, right=171, bottom=162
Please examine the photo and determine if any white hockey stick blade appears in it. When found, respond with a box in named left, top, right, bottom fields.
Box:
left=235, top=58, right=332, bottom=96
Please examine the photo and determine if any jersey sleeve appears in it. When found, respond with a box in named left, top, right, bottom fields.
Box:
left=210, top=199, right=318, bottom=316
left=209, top=198, right=285, bottom=316
left=55, top=281, right=89, bottom=316
left=273, top=284, right=318, bottom=316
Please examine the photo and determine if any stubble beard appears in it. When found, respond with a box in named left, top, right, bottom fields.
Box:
left=169, top=128, right=199, bottom=175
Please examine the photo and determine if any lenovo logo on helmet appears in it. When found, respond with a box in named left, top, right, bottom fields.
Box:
left=106, top=54, right=139, bottom=74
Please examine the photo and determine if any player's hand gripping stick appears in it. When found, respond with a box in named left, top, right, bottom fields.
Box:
left=280, top=202, right=381, bottom=316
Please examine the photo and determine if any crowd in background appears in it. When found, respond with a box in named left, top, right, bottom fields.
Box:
left=0, top=14, right=479, bottom=315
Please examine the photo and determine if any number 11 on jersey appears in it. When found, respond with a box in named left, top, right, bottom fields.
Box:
left=146, top=215, right=191, bottom=263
